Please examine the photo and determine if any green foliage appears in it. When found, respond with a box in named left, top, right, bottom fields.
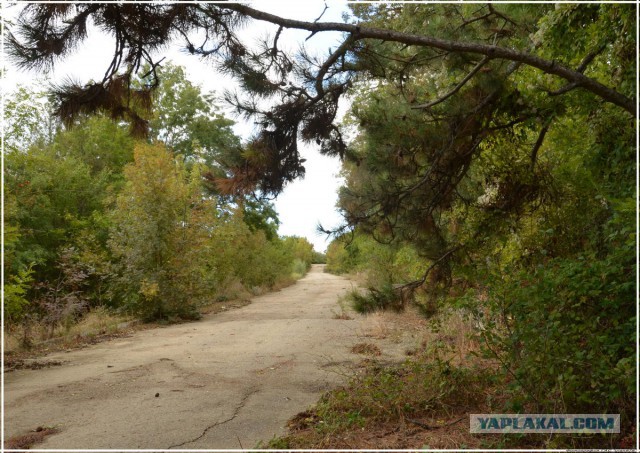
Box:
left=144, top=63, right=240, bottom=166
left=282, top=236, right=314, bottom=271
left=33, top=246, right=92, bottom=334
left=50, top=114, right=135, bottom=180
left=3, top=69, right=308, bottom=342
left=5, top=6, right=635, bottom=434
left=324, top=236, right=354, bottom=275
left=299, top=359, right=490, bottom=439
left=108, top=143, right=207, bottom=320
left=209, top=214, right=293, bottom=291
left=455, top=195, right=636, bottom=418
left=311, top=251, right=326, bottom=264
left=290, top=259, right=309, bottom=280
left=326, top=233, right=439, bottom=314
left=241, top=198, right=280, bottom=242
left=107, top=142, right=305, bottom=319
left=329, top=3, right=636, bottom=428
left=349, top=285, right=400, bottom=314
left=3, top=85, right=58, bottom=152
left=5, top=147, right=109, bottom=279
left=4, top=264, right=34, bottom=323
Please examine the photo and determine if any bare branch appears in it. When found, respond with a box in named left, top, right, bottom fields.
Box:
left=271, top=25, right=283, bottom=57
left=411, top=56, right=491, bottom=110
left=488, top=4, right=520, bottom=28
left=402, top=245, right=463, bottom=291
left=576, top=45, right=607, bottom=73
left=548, top=45, right=607, bottom=96
left=530, top=120, right=551, bottom=172
left=548, top=82, right=578, bottom=97
left=455, top=6, right=492, bottom=32
left=314, top=34, right=357, bottom=97
left=313, top=2, right=329, bottom=23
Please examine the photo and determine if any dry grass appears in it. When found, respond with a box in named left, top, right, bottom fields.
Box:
left=4, top=275, right=301, bottom=362
left=267, top=304, right=632, bottom=449
left=350, top=342, right=382, bottom=356
left=331, top=294, right=355, bottom=320
left=4, top=307, right=132, bottom=356
left=5, top=358, right=66, bottom=372
left=360, top=312, right=391, bottom=339
left=264, top=306, right=498, bottom=450
left=211, top=278, right=253, bottom=302
left=5, top=427, right=59, bottom=449
left=433, top=309, right=479, bottom=365
left=199, top=299, right=251, bottom=316
left=66, top=307, right=131, bottom=338
left=277, top=416, right=488, bottom=449
left=209, top=274, right=299, bottom=304
left=332, top=312, right=353, bottom=320
left=265, top=355, right=497, bottom=450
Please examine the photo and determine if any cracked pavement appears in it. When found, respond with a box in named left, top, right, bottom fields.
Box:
left=4, top=265, right=378, bottom=449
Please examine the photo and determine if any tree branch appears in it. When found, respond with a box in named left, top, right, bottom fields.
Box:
left=411, top=56, right=491, bottom=110
left=530, top=120, right=551, bottom=172
left=455, top=9, right=492, bottom=32
left=548, top=45, right=606, bottom=96
left=314, top=34, right=357, bottom=97
left=487, top=4, right=520, bottom=28
left=271, top=26, right=283, bottom=57
left=313, top=2, right=329, bottom=23
left=402, top=244, right=463, bottom=291
left=222, top=4, right=636, bottom=117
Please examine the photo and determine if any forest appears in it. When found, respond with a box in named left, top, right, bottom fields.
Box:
left=5, top=2, right=636, bottom=449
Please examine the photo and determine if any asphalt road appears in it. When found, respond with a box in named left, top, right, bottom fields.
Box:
left=5, top=265, right=377, bottom=449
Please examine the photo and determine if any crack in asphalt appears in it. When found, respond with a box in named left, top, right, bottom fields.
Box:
left=166, top=388, right=259, bottom=449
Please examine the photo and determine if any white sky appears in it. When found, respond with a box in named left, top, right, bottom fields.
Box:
left=2, top=1, right=350, bottom=252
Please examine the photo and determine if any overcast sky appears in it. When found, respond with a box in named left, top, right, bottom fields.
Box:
left=2, top=1, right=350, bottom=252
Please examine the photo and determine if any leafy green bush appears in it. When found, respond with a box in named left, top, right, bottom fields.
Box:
left=4, top=265, right=34, bottom=324
left=311, top=251, right=326, bottom=264
left=108, top=143, right=208, bottom=320
left=291, top=259, right=309, bottom=279
left=472, top=251, right=635, bottom=416
left=349, top=285, right=403, bottom=314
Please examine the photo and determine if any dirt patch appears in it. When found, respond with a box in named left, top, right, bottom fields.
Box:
left=5, top=427, right=60, bottom=450
left=350, top=342, right=381, bottom=356
left=5, top=358, right=66, bottom=372
left=287, top=410, right=321, bottom=432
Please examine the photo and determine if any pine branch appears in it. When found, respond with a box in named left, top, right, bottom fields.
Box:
left=222, top=4, right=636, bottom=116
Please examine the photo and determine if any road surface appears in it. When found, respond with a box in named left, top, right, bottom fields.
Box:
left=5, top=265, right=401, bottom=449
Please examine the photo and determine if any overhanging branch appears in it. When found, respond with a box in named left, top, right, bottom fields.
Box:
left=222, top=4, right=636, bottom=117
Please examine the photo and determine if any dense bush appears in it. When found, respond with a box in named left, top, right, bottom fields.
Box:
left=3, top=67, right=320, bottom=336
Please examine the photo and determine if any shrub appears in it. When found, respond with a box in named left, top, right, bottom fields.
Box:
left=291, top=259, right=308, bottom=279
left=458, top=248, right=635, bottom=419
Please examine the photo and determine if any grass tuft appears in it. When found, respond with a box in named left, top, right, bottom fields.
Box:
left=350, top=342, right=382, bottom=356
